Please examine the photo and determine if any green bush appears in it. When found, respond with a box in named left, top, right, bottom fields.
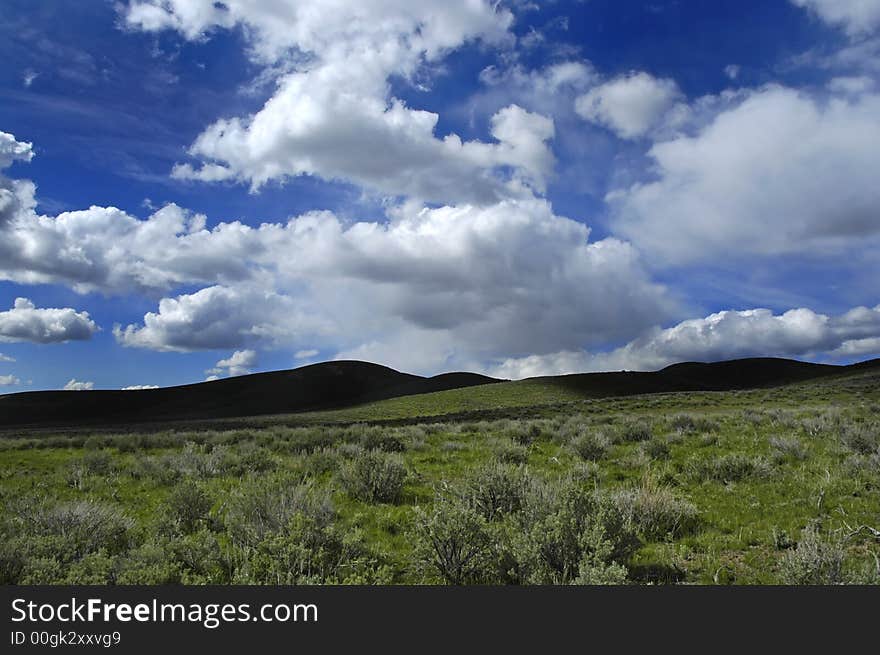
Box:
left=513, top=480, right=639, bottom=584
left=82, top=450, right=112, bottom=475
left=769, top=436, right=808, bottom=462
left=18, top=500, right=132, bottom=561
left=224, top=478, right=333, bottom=549
left=464, top=463, right=530, bottom=521
left=641, top=438, right=671, bottom=460
left=164, top=482, right=213, bottom=534
left=839, top=424, right=879, bottom=455
left=412, top=494, right=494, bottom=585
left=690, top=454, right=772, bottom=483
left=338, top=451, right=407, bottom=504
left=495, top=441, right=529, bottom=464
left=362, top=431, right=406, bottom=453
left=778, top=525, right=845, bottom=585
left=615, top=420, right=653, bottom=444
left=570, top=432, right=610, bottom=461
left=612, top=477, right=699, bottom=541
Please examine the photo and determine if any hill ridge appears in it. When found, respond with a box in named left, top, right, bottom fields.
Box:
left=1, top=356, right=877, bottom=430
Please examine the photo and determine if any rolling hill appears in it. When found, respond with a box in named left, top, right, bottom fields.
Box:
left=0, top=360, right=499, bottom=429
left=1, top=356, right=878, bottom=431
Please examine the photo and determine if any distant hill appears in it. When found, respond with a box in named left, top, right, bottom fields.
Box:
left=538, top=357, right=856, bottom=397
left=0, top=361, right=499, bottom=429
left=1, top=356, right=878, bottom=431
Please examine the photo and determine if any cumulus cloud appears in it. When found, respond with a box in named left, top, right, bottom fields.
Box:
left=491, top=304, right=880, bottom=379
left=123, top=0, right=513, bottom=65
left=63, top=379, right=94, bottom=391
left=474, top=60, right=598, bottom=118
left=121, top=384, right=159, bottom=390
left=112, top=199, right=674, bottom=369
left=205, top=349, right=257, bottom=380
left=294, top=349, right=319, bottom=360
left=609, top=85, right=880, bottom=263
left=0, top=298, right=98, bottom=344
left=170, top=86, right=556, bottom=202
left=1, top=129, right=674, bottom=371
left=0, top=353, right=14, bottom=362
left=0, top=132, right=33, bottom=169
left=791, top=0, right=880, bottom=36
left=575, top=72, right=684, bottom=139
left=125, top=1, right=553, bottom=204
left=114, top=285, right=329, bottom=352
left=0, top=375, right=20, bottom=386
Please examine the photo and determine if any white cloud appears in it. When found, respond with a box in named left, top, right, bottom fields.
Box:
left=610, top=85, right=880, bottom=264
left=0, top=353, right=14, bottom=362
left=63, top=379, right=94, bottom=391
left=125, top=1, right=546, bottom=204
left=171, top=85, right=556, bottom=203
left=114, top=285, right=330, bottom=352
left=2, top=131, right=673, bottom=370
left=123, top=0, right=513, bottom=65
left=206, top=349, right=257, bottom=379
left=0, top=298, right=98, bottom=344
left=724, top=64, right=741, bottom=80
left=112, top=199, right=674, bottom=370
left=0, top=374, right=20, bottom=386
left=22, top=69, right=39, bottom=88
left=121, top=384, right=160, bottom=390
left=791, top=0, right=880, bottom=36
left=0, top=131, right=33, bottom=169
left=490, top=304, right=880, bottom=379
left=294, top=349, right=319, bottom=359
left=827, top=75, right=876, bottom=94
left=575, top=72, right=684, bottom=139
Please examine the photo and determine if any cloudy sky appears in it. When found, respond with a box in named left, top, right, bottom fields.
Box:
left=1, top=0, right=879, bottom=390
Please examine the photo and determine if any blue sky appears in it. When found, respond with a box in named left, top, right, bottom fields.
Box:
left=1, top=0, right=879, bottom=390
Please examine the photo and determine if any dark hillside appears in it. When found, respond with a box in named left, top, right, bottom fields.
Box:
left=0, top=361, right=499, bottom=429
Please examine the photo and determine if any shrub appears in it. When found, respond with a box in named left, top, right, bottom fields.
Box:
left=338, top=451, right=407, bottom=504
left=412, top=494, right=494, bottom=585
left=164, top=482, right=213, bottom=534
left=570, top=432, right=610, bottom=461
left=670, top=414, right=718, bottom=433
left=612, top=477, right=699, bottom=541
left=232, top=443, right=277, bottom=474
left=778, top=525, right=845, bottom=585
left=116, top=541, right=182, bottom=584
left=769, top=436, right=808, bottom=462
left=690, top=454, right=772, bottom=483
left=509, top=422, right=542, bottom=446
left=641, top=438, right=670, bottom=460
left=514, top=480, right=639, bottom=584
left=839, top=424, right=879, bottom=455
left=16, top=500, right=132, bottom=561
left=224, top=478, right=333, bottom=549
left=615, top=420, right=653, bottom=444
left=233, top=520, right=386, bottom=584
left=464, top=463, right=530, bottom=521
left=495, top=442, right=529, bottom=465
left=301, top=448, right=340, bottom=477
left=0, top=540, right=26, bottom=584
left=82, top=450, right=112, bottom=475
left=362, top=431, right=406, bottom=453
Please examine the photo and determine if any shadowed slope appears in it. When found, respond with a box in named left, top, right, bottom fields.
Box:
left=539, top=357, right=850, bottom=397
left=0, top=361, right=499, bottom=428
left=2, top=357, right=878, bottom=431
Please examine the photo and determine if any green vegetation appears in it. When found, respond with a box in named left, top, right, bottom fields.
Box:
left=1, top=367, right=879, bottom=585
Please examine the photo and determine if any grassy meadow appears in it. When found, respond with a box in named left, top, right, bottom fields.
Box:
left=1, top=366, right=879, bottom=585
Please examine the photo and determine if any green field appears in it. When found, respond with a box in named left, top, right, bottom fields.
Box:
left=1, top=366, right=879, bottom=585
